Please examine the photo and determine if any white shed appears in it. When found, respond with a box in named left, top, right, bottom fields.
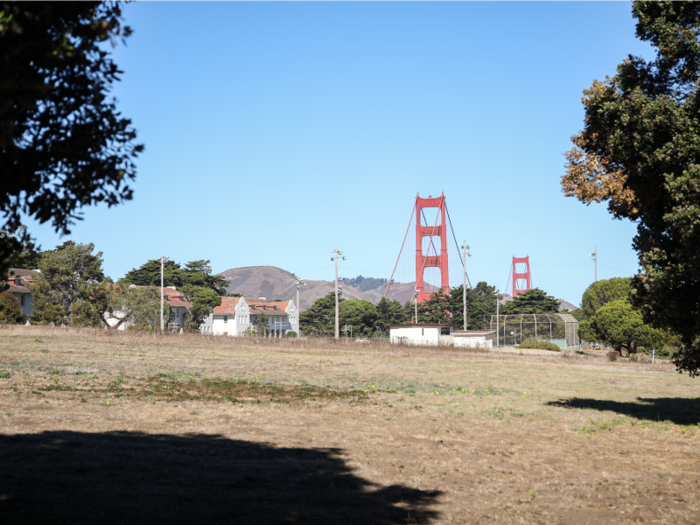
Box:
left=389, top=324, right=454, bottom=346
left=453, top=330, right=496, bottom=349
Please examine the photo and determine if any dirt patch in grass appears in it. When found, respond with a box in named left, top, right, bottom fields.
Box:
left=30, top=373, right=370, bottom=405
left=0, top=326, right=699, bottom=525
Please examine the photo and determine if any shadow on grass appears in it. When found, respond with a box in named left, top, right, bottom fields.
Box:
left=547, top=397, right=700, bottom=425
left=0, top=431, right=441, bottom=524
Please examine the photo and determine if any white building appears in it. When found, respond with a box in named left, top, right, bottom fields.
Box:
left=6, top=268, right=40, bottom=319
left=202, top=296, right=249, bottom=336
left=453, top=330, right=496, bottom=348
left=202, top=296, right=299, bottom=337
left=388, top=323, right=454, bottom=346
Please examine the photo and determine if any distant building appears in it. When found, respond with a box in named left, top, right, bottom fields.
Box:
left=6, top=268, right=40, bottom=320
left=388, top=323, right=454, bottom=346
left=202, top=296, right=249, bottom=337
left=162, top=286, right=192, bottom=332
left=201, top=296, right=299, bottom=337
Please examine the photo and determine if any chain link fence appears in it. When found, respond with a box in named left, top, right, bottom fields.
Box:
left=489, top=313, right=580, bottom=349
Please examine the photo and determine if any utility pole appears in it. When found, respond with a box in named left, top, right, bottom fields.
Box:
left=295, top=274, right=305, bottom=333
left=462, top=241, right=471, bottom=331
left=331, top=247, right=345, bottom=339
left=496, top=287, right=500, bottom=347
left=160, top=253, right=169, bottom=333
left=589, top=245, right=598, bottom=282
left=414, top=288, right=419, bottom=324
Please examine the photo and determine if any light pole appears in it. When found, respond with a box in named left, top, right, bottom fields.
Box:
left=295, top=274, right=305, bottom=333
left=462, top=241, right=471, bottom=330
left=589, top=246, right=598, bottom=282
left=331, top=247, right=345, bottom=339
left=160, top=253, right=169, bottom=333
left=414, top=288, right=419, bottom=324
left=495, top=286, right=500, bottom=347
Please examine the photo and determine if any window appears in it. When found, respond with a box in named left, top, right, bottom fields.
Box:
left=224, top=316, right=228, bottom=323
left=440, top=327, right=451, bottom=335
left=422, top=328, right=424, bottom=336
left=20, top=295, right=24, bottom=307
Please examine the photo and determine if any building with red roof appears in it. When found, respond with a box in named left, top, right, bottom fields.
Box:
left=201, top=296, right=299, bottom=337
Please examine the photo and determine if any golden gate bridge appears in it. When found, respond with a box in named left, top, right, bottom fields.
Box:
left=383, top=193, right=532, bottom=305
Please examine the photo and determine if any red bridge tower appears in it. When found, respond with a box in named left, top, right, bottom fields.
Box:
left=511, top=256, right=532, bottom=298
left=415, top=193, right=449, bottom=303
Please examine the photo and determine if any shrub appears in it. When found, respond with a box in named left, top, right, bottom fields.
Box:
left=639, top=344, right=678, bottom=359
left=0, top=292, right=24, bottom=324
left=518, top=339, right=561, bottom=352
left=285, top=331, right=297, bottom=338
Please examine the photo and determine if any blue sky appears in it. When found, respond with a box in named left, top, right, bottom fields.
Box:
left=24, top=2, right=654, bottom=305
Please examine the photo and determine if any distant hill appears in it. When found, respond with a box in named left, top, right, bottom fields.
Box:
left=217, top=266, right=378, bottom=309
left=558, top=299, right=578, bottom=312
left=217, top=266, right=435, bottom=308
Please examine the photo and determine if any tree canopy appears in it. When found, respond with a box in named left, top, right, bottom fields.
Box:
left=0, top=291, right=23, bottom=323
left=581, top=278, right=632, bottom=319
left=561, top=1, right=700, bottom=375
left=0, top=2, right=142, bottom=274
left=501, top=288, right=559, bottom=315
left=581, top=299, right=666, bottom=356
left=106, top=284, right=170, bottom=332
left=339, top=299, right=379, bottom=337
left=122, top=259, right=229, bottom=295
left=30, top=241, right=110, bottom=327
left=376, top=297, right=411, bottom=332
left=299, top=292, right=342, bottom=337
left=0, top=226, right=41, bottom=277
left=416, top=282, right=499, bottom=330
left=184, top=286, right=221, bottom=332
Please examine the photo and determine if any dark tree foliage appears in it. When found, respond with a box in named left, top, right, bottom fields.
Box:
left=300, top=292, right=343, bottom=337
left=122, top=260, right=184, bottom=288
left=122, top=259, right=229, bottom=295
left=581, top=299, right=666, bottom=356
left=30, top=241, right=110, bottom=328
left=561, top=2, right=700, bottom=375
left=581, top=278, right=632, bottom=319
left=0, top=291, right=23, bottom=323
left=501, top=288, right=560, bottom=315
left=0, top=226, right=41, bottom=290
left=339, top=299, right=379, bottom=337
left=376, top=297, right=410, bottom=332
left=449, top=282, right=500, bottom=330
left=415, top=282, right=499, bottom=330
left=183, top=286, right=222, bottom=332
left=417, top=288, right=452, bottom=324
left=0, top=2, right=142, bottom=274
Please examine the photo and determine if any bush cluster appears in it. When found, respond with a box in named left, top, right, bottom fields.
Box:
left=518, top=339, right=561, bottom=352
left=0, top=292, right=24, bottom=324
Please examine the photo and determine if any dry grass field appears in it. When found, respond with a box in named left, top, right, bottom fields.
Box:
left=0, top=326, right=698, bottom=524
